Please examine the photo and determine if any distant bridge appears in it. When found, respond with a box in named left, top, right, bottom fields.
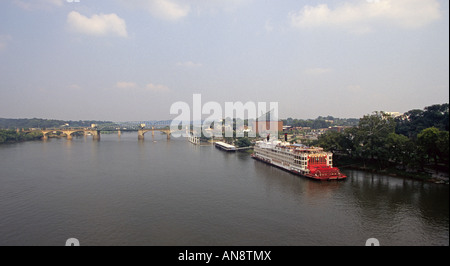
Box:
left=113, top=120, right=172, bottom=130
left=40, top=127, right=101, bottom=140
left=20, top=120, right=179, bottom=141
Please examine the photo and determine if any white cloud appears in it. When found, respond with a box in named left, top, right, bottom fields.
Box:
left=0, top=35, right=12, bottom=52
left=125, top=0, right=189, bottom=21
left=151, top=0, right=190, bottom=21
left=67, top=11, right=128, bottom=38
left=13, top=0, right=63, bottom=10
left=176, top=61, right=202, bottom=68
left=120, top=0, right=251, bottom=20
left=289, top=0, right=441, bottom=33
left=304, top=67, right=333, bottom=75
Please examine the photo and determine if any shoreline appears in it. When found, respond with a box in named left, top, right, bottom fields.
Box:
left=335, top=160, right=449, bottom=185
left=244, top=147, right=448, bottom=185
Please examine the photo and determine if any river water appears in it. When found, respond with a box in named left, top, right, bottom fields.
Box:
left=0, top=133, right=448, bottom=246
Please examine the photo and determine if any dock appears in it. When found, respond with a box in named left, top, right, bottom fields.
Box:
left=215, top=142, right=237, bottom=152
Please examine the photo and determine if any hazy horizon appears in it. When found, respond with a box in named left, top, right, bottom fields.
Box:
left=1, top=0, right=449, bottom=121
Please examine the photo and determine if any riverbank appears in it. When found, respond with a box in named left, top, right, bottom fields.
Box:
left=240, top=147, right=447, bottom=184
left=0, top=130, right=43, bottom=145
left=333, top=155, right=449, bottom=185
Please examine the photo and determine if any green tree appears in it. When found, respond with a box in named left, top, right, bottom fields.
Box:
left=385, top=133, right=413, bottom=168
left=317, top=130, right=345, bottom=153
left=317, top=127, right=356, bottom=157
left=395, top=103, right=449, bottom=138
left=0, top=130, right=18, bottom=143
left=417, top=127, right=441, bottom=168
left=437, top=131, right=449, bottom=164
left=1, top=129, right=44, bottom=144
left=235, top=137, right=252, bottom=148
left=354, top=111, right=396, bottom=168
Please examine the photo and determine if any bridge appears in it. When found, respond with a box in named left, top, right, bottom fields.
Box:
left=137, top=127, right=171, bottom=140
left=40, top=127, right=101, bottom=140
left=20, top=120, right=178, bottom=141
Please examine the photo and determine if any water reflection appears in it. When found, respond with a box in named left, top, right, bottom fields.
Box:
left=252, top=159, right=344, bottom=201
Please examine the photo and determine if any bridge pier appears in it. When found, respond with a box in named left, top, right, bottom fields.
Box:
left=138, top=129, right=145, bottom=140
left=86, top=130, right=101, bottom=141
left=137, top=129, right=171, bottom=140
left=41, top=130, right=51, bottom=140
left=59, top=130, right=74, bottom=140
left=92, top=130, right=101, bottom=141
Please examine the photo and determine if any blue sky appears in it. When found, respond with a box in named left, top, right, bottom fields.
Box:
left=0, top=0, right=448, bottom=121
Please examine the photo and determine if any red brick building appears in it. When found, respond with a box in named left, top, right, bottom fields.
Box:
left=252, top=121, right=283, bottom=135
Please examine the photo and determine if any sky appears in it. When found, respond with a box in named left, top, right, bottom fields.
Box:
left=0, top=0, right=448, bottom=121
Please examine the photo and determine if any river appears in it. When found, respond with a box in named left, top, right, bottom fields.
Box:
left=0, top=132, right=448, bottom=246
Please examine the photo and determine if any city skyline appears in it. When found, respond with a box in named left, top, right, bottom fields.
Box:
left=0, top=0, right=449, bottom=121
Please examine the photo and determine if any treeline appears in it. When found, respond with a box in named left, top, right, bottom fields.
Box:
left=316, top=104, right=449, bottom=173
left=0, top=130, right=43, bottom=144
left=282, top=116, right=359, bottom=129
left=0, top=118, right=115, bottom=129
left=395, top=104, right=449, bottom=138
